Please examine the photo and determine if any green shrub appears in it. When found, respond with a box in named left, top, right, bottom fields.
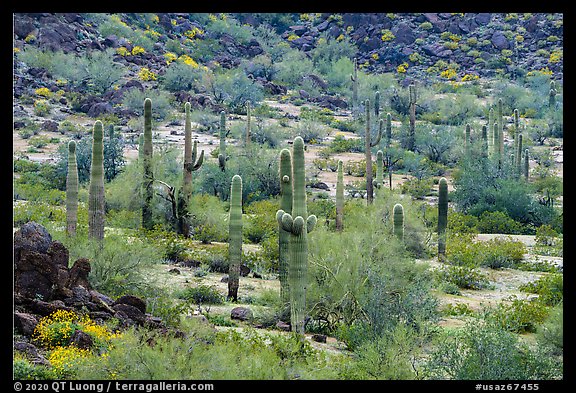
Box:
left=176, top=284, right=224, bottom=305
left=435, top=264, right=492, bottom=290
left=476, top=210, right=525, bottom=234
left=483, top=296, right=550, bottom=333
left=519, top=274, right=563, bottom=307
left=536, top=302, right=563, bottom=356
left=424, top=321, right=562, bottom=379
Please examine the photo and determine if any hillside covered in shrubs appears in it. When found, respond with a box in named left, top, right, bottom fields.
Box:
left=13, top=12, right=563, bottom=385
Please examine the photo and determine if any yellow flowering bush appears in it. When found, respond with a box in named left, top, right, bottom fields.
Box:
left=131, top=46, right=146, bottom=55
left=461, top=73, right=479, bottom=82
left=549, top=50, right=563, bottom=64
left=287, top=34, right=299, bottom=41
left=25, top=34, right=36, bottom=43
left=381, top=29, right=395, bottom=42
left=178, top=54, right=199, bottom=68
left=371, top=53, right=379, bottom=61
left=116, top=46, right=130, bottom=56
left=440, top=68, right=458, bottom=80
left=396, top=62, right=408, bottom=73
left=48, top=346, right=91, bottom=379
left=32, top=309, right=120, bottom=350
left=164, top=51, right=178, bottom=65
left=138, top=67, right=157, bottom=81
left=35, top=87, right=52, bottom=98
left=184, top=27, right=204, bottom=40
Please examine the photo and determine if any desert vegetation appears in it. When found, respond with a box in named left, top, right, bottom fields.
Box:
left=13, top=12, right=563, bottom=384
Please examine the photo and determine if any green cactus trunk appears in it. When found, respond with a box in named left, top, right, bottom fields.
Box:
left=278, top=148, right=292, bottom=304
left=549, top=81, right=556, bottom=109
left=438, top=177, right=448, bottom=262
left=481, top=125, right=488, bottom=159
left=246, top=100, right=251, bottom=147
left=227, top=175, right=243, bottom=302
left=393, top=203, right=404, bottom=241
left=493, top=121, right=500, bottom=168
left=142, top=98, right=154, bottom=230
left=88, top=121, right=105, bottom=241
left=218, top=110, right=227, bottom=171
left=516, top=133, right=523, bottom=176
left=488, top=107, right=493, bottom=150
left=524, top=148, right=529, bottom=180
left=138, top=133, right=144, bottom=162
left=364, top=99, right=383, bottom=205
left=336, top=160, right=344, bottom=232
left=375, top=150, right=384, bottom=189
left=180, top=102, right=204, bottom=237
left=277, top=137, right=317, bottom=334
left=386, top=113, right=392, bottom=147
left=407, top=83, right=416, bottom=151
left=66, top=140, right=78, bottom=236
left=497, top=99, right=504, bottom=169
left=351, top=58, right=358, bottom=116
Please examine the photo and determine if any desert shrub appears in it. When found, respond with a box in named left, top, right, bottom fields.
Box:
left=424, top=321, right=562, bottom=379
left=243, top=199, right=278, bottom=244
left=476, top=210, right=525, bottom=234
left=328, top=134, right=363, bottom=153
left=482, top=296, right=550, bottom=334
left=122, top=88, right=173, bottom=120
left=536, top=302, right=563, bottom=356
left=161, top=61, right=205, bottom=92
left=292, top=119, right=329, bottom=144
left=435, top=264, right=492, bottom=290
left=275, top=49, right=315, bottom=88
left=519, top=273, right=563, bottom=307
left=176, top=284, right=224, bottom=305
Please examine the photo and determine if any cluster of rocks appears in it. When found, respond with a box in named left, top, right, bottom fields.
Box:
left=13, top=222, right=181, bottom=364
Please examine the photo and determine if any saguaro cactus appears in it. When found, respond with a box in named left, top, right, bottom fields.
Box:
left=488, top=107, right=494, bottom=150
left=218, top=110, right=231, bottom=171
left=88, top=121, right=105, bottom=241
left=142, top=98, right=154, bottom=230
left=393, top=203, right=404, bottom=241
left=350, top=57, right=358, bottom=115
left=336, top=160, right=344, bottom=232
left=493, top=121, right=501, bottom=168
left=364, top=99, right=383, bottom=204
left=549, top=80, right=557, bottom=109
left=516, top=133, right=523, bottom=176
left=437, top=177, right=448, bottom=262
left=464, top=123, right=471, bottom=157
left=481, top=125, right=488, bottom=159
left=524, top=148, right=529, bottom=180
left=66, top=140, right=78, bottom=236
left=245, top=100, right=251, bottom=147
left=180, top=102, right=204, bottom=236
left=374, top=150, right=384, bottom=189
left=276, top=136, right=317, bottom=334
left=407, top=83, right=417, bottom=151
left=278, top=148, right=292, bottom=304
left=227, top=175, right=243, bottom=302
left=385, top=113, right=392, bottom=147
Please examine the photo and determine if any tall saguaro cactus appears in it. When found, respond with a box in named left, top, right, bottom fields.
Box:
left=375, top=150, right=384, bottom=189
left=492, top=121, right=501, bottom=168
left=88, top=121, right=105, bottom=241
left=393, top=203, right=404, bottom=241
left=364, top=98, right=383, bottom=204
left=515, top=133, right=523, bottom=176
left=437, top=177, right=448, bottom=262
left=218, top=110, right=229, bottom=171
left=245, top=100, right=251, bottom=147
left=180, top=102, right=204, bottom=236
left=276, top=136, right=317, bottom=334
left=549, top=80, right=557, bottom=109
left=385, top=112, right=392, bottom=147
left=524, top=148, right=529, bottom=180
left=336, top=160, right=344, bottom=232
left=278, top=148, right=292, bottom=304
left=66, top=140, right=78, bottom=236
left=142, top=98, right=154, bottom=230
left=227, top=175, right=243, bottom=302
left=464, top=123, right=471, bottom=157
left=407, top=83, right=417, bottom=151
left=350, top=57, right=359, bottom=116
left=481, top=125, right=488, bottom=159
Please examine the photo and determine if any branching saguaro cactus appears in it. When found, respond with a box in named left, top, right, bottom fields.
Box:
left=142, top=98, right=154, bottom=230
left=393, top=203, right=404, bottom=240
left=364, top=98, right=383, bottom=204
left=227, top=174, right=243, bottom=302
left=278, top=148, right=292, bottom=304
left=88, top=121, right=105, bottom=241
left=437, top=177, right=448, bottom=262
left=180, top=102, right=204, bottom=236
left=66, top=140, right=78, bottom=236
left=276, top=136, right=317, bottom=334
left=218, top=110, right=230, bottom=171
left=336, top=160, right=344, bottom=232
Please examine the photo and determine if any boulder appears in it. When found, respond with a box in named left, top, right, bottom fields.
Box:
left=491, top=31, right=510, bottom=50
left=114, top=294, right=147, bottom=314
left=14, top=312, right=38, bottom=336
left=230, top=307, right=253, bottom=321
